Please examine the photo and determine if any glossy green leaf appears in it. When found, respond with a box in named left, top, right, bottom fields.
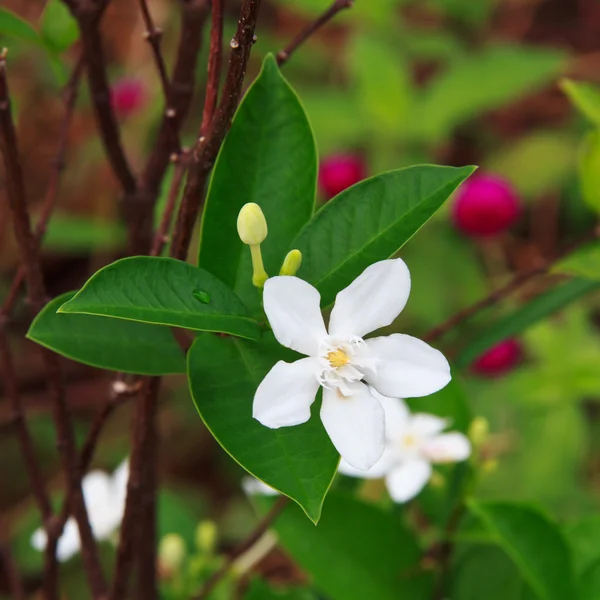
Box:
left=560, top=79, right=600, bottom=125
left=27, top=292, right=186, bottom=375
left=578, top=131, right=600, bottom=213
left=267, top=492, right=431, bottom=600
left=59, top=257, right=261, bottom=340
left=198, top=54, right=317, bottom=312
left=554, top=243, right=600, bottom=281
left=293, top=165, right=475, bottom=307
left=413, top=45, right=565, bottom=140
left=188, top=333, right=338, bottom=523
left=580, top=559, right=600, bottom=600
left=564, top=515, right=600, bottom=577
left=468, top=501, right=576, bottom=600
left=456, top=278, right=600, bottom=368
left=39, top=0, right=78, bottom=53
left=244, top=580, right=317, bottom=600
left=0, top=8, right=40, bottom=44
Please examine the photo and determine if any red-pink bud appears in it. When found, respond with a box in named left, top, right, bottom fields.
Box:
left=318, top=154, right=367, bottom=199
left=452, top=174, right=521, bottom=237
left=472, top=338, right=523, bottom=377
left=111, top=78, right=147, bottom=118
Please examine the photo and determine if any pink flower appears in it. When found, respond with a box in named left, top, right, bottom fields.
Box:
left=318, top=154, right=367, bottom=199
left=111, top=78, right=147, bottom=118
left=472, top=339, right=523, bottom=377
left=452, top=174, right=521, bottom=237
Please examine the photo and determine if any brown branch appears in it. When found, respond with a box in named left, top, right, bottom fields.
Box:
left=170, top=0, right=263, bottom=260
left=276, top=0, right=354, bottom=66
left=0, top=50, right=107, bottom=599
left=200, top=0, right=224, bottom=136
left=193, top=496, right=289, bottom=600
left=423, top=228, right=600, bottom=344
left=0, top=528, right=25, bottom=600
left=138, top=0, right=180, bottom=154
left=109, top=378, right=161, bottom=600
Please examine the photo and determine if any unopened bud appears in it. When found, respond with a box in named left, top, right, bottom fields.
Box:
left=158, top=534, right=186, bottom=572
left=237, top=203, right=268, bottom=245
left=279, top=249, right=302, bottom=276
left=429, top=470, right=445, bottom=489
left=195, top=520, right=217, bottom=555
left=468, top=417, right=490, bottom=447
left=481, top=458, right=498, bottom=474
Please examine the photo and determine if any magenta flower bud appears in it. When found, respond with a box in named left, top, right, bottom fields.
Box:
left=111, top=78, right=147, bottom=118
left=472, top=339, right=523, bottom=378
left=318, top=153, right=367, bottom=200
left=452, top=174, right=521, bottom=237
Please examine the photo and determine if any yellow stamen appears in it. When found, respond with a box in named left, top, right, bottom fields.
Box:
left=403, top=433, right=417, bottom=448
left=327, top=348, right=350, bottom=368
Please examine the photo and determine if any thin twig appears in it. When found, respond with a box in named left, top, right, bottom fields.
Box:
left=423, top=228, right=600, bottom=344
left=200, top=0, right=224, bottom=136
left=170, top=0, right=263, bottom=260
left=193, top=497, right=289, bottom=600
left=138, top=0, right=180, bottom=154
left=0, top=528, right=25, bottom=600
left=0, top=49, right=107, bottom=599
left=276, top=0, right=354, bottom=65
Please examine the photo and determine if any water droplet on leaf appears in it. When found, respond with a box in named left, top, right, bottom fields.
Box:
left=193, top=290, right=211, bottom=304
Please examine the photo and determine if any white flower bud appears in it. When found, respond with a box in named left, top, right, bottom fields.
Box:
left=237, top=203, right=268, bottom=245
left=158, top=534, right=186, bottom=572
left=195, top=520, right=217, bottom=554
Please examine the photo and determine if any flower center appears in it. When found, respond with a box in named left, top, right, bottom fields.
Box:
left=327, top=348, right=350, bottom=368
left=402, top=433, right=418, bottom=448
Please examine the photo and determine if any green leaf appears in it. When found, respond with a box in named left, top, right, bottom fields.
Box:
left=580, top=559, right=600, bottom=600
left=468, top=501, right=576, bottom=600
left=27, top=292, right=186, bottom=375
left=553, top=243, right=600, bottom=281
left=188, top=333, right=338, bottom=523
left=39, top=0, right=78, bottom=53
left=267, top=492, right=432, bottom=600
left=198, top=54, right=317, bottom=312
left=41, top=214, right=126, bottom=254
left=578, top=131, right=600, bottom=213
left=413, top=45, right=565, bottom=140
left=0, top=8, right=40, bottom=44
left=560, top=79, right=600, bottom=125
left=456, top=278, right=600, bottom=368
left=564, top=515, right=600, bottom=577
left=244, top=580, right=317, bottom=600
left=293, top=165, right=475, bottom=307
left=59, top=257, right=261, bottom=341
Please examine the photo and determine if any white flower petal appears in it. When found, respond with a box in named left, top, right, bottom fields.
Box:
left=364, top=334, right=451, bottom=398
left=320, top=382, right=385, bottom=470
left=242, top=477, right=280, bottom=496
left=411, top=414, right=448, bottom=438
left=111, top=458, right=129, bottom=513
left=369, top=388, right=411, bottom=440
left=385, top=458, right=432, bottom=503
left=56, top=520, right=81, bottom=562
left=423, top=433, right=471, bottom=463
left=253, top=358, right=320, bottom=428
left=338, top=446, right=397, bottom=479
left=82, top=471, right=122, bottom=540
left=328, top=259, right=411, bottom=338
left=263, top=276, right=327, bottom=356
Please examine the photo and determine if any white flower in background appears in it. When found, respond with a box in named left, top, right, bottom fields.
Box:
left=339, top=391, right=471, bottom=502
left=241, top=476, right=279, bottom=497
left=31, top=459, right=129, bottom=561
left=252, top=258, right=452, bottom=470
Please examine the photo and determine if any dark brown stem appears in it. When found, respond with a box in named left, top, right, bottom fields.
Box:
left=109, top=378, right=161, bottom=600
left=193, top=497, right=288, bottom=600
left=423, top=228, right=600, bottom=344
left=276, top=0, right=353, bottom=65
left=138, top=0, right=180, bottom=154
left=200, top=0, right=224, bottom=136
left=0, top=49, right=107, bottom=599
left=170, top=0, right=263, bottom=260
left=0, top=528, right=25, bottom=600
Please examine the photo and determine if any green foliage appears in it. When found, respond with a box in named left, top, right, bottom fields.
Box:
left=0, top=8, right=40, bottom=44
left=469, top=501, right=576, bottom=600
left=41, top=214, right=126, bottom=253
left=412, top=45, right=565, bottom=141
left=27, top=292, right=186, bottom=374
left=188, top=333, right=338, bottom=523
left=39, top=0, right=79, bottom=53
left=555, top=243, right=600, bottom=280
left=565, top=515, right=600, bottom=577
left=60, top=257, right=261, bottom=340
left=578, top=130, right=600, bottom=212
left=293, top=165, right=475, bottom=307
left=199, top=55, right=317, bottom=313
left=560, top=79, right=600, bottom=126
left=244, top=580, right=317, bottom=600
left=456, top=278, right=600, bottom=368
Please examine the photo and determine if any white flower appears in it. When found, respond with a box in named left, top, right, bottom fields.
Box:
left=252, top=259, right=451, bottom=470
left=31, top=459, right=129, bottom=561
left=339, top=391, right=471, bottom=502
left=241, top=476, right=279, bottom=497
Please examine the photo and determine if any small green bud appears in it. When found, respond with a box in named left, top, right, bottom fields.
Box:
left=468, top=416, right=489, bottom=447
left=158, top=534, right=186, bottom=572
left=195, top=520, right=218, bottom=554
left=279, top=249, right=302, bottom=276
left=237, top=203, right=268, bottom=245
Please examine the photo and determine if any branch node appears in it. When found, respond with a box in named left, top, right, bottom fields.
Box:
left=165, top=107, right=176, bottom=118
left=229, top=38, right=240, bottom=49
